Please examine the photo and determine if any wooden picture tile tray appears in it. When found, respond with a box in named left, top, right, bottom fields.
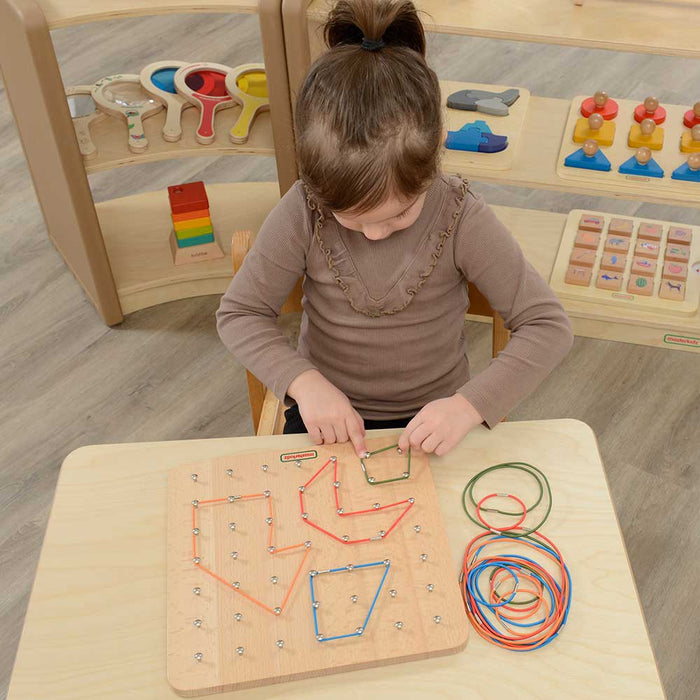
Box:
left=167, top=438, right=467, bottom=696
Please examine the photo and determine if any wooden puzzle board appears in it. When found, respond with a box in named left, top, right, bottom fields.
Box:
left=167, top=438, right=467, bottom=696
left=556, top=96, right=700, bottom=201
left=550, top=209, right=700, bottom=317
left=442, top=82, right=530, bottom=172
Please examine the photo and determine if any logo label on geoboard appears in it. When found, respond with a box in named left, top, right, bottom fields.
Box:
left=663, top=334, right=700, bottom=349
left=280, top=450, right=317, bottom=463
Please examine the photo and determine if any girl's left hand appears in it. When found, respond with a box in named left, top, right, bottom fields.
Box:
left=398, top=394, right=483, bottom=457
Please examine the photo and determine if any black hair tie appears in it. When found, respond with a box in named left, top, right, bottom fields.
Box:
left=360, top=36, right=385, bottom=52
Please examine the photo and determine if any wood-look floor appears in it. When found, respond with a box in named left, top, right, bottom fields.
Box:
left=1, top=12, right=699, bottom=700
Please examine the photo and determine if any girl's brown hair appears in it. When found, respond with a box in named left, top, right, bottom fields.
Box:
left=294, top=0, right=443, bottom=214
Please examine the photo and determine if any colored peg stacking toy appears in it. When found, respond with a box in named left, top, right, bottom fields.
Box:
left=580, top=90, right=619, bottom=120
left=683, top=101, right=700, bottom=128
left=224, top=64, right=270, bottom=144
left=167, top=181, right=224, bottom=264
left=445, top=119, right=508, bottom=153
left=681, top=124, right=700, bottom=154
left=573, top=112, right=615, bottom=146
left=174, top=62, right=235, bottom=145
left=564, top=139, right=611, bottom=171
left=65, top=85, right=107, bottom=161
left=628, top=117, right=664, bottom=150
left=619, top=146, right=664, bottom=178
left=671, top=153, right=700, bottom=182
left=633, top=96, right=666, bottom=125
left=140, top=60, right=193, bottom=142
left=91, top=74, right=163, bottom=153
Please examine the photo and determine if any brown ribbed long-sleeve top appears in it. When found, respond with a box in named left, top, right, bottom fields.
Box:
left=216, top=174, right=573, bottom=427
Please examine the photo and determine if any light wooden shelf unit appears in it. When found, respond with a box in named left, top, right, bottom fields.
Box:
left=0, top=0, right=296, bottom=325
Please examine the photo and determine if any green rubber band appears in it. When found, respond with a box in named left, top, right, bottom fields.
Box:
left=360, top=444, right=411, bottom=485
left=461, top=462, right=552, bottom=537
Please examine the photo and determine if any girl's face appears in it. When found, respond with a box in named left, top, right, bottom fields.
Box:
left=332, top=190, right=427, bottom=241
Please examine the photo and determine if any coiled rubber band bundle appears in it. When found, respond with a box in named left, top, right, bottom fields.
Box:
left=459, top=462, right=571, bottom=651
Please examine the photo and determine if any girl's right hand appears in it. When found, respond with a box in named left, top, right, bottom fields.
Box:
left=287, top=370, right=367, bottom=457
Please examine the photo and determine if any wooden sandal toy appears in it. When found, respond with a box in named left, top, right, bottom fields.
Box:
left=173, top=62, right=235, bottom=145
left=139, top=60, right=193, bottom=143
left=224, top=64, right=270, bottom=144
left=91, top=74, right=163, bottom=153
left=65, top=85, right=107, bottom=161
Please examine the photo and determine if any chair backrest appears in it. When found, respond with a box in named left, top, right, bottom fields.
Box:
left=230, top=229, right=509, bottom=432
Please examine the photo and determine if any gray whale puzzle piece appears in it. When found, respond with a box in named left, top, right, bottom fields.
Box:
left=447, top=88, right=521, bottom=115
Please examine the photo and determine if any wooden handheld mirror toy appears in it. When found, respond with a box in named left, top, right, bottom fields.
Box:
left=173, top=62, right=235, bottom=145
left=139, top=60, right=193, bottom=142
left=91, top=74, right=163, bottom=153
left=224, top=64, right=270, bottom=144
left=65, top=85, right=107, bottom=161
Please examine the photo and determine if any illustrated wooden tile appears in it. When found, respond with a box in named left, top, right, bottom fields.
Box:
left=578, top=214, right=605, bottom=232
left=637, top=222, right=663, bottom=241
left=569, top=247, right=597, bottom=267
left=604, top=235, right=631, bottom=253
left=631, top=256, right=657, bottom=276
left=600, top=252, right=627, bottom=272
left=627, top=274, right=654, bottom=296
left=665, top=244, right=691, bottom=262
left=596, top=271, right=623, bottom=290
left=658, top=279, right=686, bottom=301
left=574, top=230, right=601, bottom=250
left=635, top=240, right=661, bottom=259
left=608, top=218, right=634, bottom=236
left=167, top=181, right=209, bottom=215
left=565, top=265, right=593, bottom=286
left=667, top=226, right=693, bottom=245
left=662, top=261, right=688, bottom=281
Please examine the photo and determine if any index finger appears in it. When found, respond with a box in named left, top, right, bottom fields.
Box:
left=398, top=413, right=423, bottom=453
left=346, top=414, right=366, bottom=457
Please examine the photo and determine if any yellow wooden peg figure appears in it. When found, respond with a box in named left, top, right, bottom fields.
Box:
left=680, top=124, right=700, bottom=154
left=628, top=117, right=664, bottom=150
left=573, top=112, right=616, bottom=146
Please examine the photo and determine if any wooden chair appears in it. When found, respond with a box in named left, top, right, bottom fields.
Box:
left=231, top=230, right=509, bottom=435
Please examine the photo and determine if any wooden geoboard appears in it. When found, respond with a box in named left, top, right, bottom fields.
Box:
left=441, top=81, right=530, bottom=172
left=556, top=96, right=700, bottom=201
left=167, top=438, right=467, bottom=695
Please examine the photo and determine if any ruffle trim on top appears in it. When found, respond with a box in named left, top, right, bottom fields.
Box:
left=303, top=176, right=470, bottom=317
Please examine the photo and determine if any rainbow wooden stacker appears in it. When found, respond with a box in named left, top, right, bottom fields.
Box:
left=167, top=181, right=224, bottom=265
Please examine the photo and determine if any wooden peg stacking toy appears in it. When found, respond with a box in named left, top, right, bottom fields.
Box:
left=174, top=62, right=235, bottom=145
left=65, top=85, right=107, bottom=161
left=91, top=74, right=163, bottom=153
left=564, top=139, right=611, bottom=171
left=167, top=181, right=224, bottom=265
left=224, top=64, right=270, bottom=144
left=628, top=117, right=664, bottom=150
left=634, top=96, right=666, bottom=125
left=580, top=90, right=619, bottom=120
left=671, top=152, right=700, bottom=182
left=139, top=60, right=193, bottom=142
left=573, top=112, right=616, bottom=146
left=619, top=146, right=664, bottom=178
left=683, top=101, right=700, bottom=128
left=680, top=124, right=700, bottom=154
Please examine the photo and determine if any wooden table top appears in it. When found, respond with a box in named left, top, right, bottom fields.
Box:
left=7, top=419, right=664, bottom=699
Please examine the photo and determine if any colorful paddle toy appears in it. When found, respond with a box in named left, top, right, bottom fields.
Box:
left=91, top=74, right=163, bottom=153
left=65, top=85, right=107, bottom=161
left=173, top=62, right=235, bottom=145
left=224, top=63, right=270, bottom=144
left=139, top=60, right=193, bottom=142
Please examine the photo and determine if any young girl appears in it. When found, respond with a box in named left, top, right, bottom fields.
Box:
left=217, top=0, right=573, bottom=458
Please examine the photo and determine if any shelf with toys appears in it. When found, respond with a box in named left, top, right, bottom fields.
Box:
left=440, top=82, right=700, bottom=209
left=1, top=0, right=295, bottom=325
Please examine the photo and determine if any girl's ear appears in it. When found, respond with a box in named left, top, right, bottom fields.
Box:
left=442, top=127, right=448, bottom=142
